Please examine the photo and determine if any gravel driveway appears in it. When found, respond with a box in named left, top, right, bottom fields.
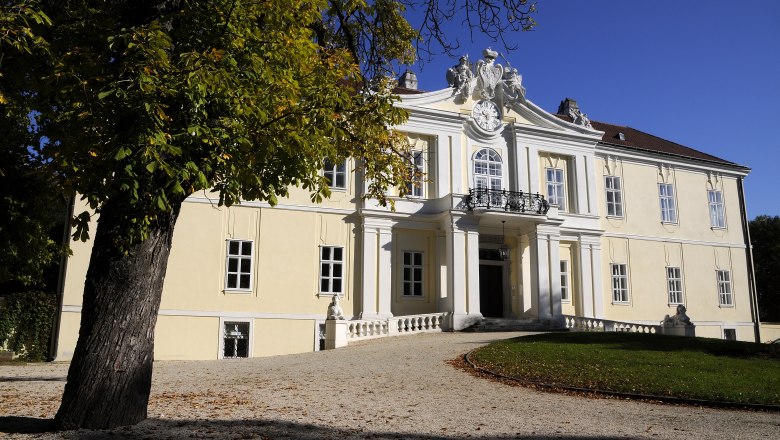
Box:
left=1, top=331, right=778, bottom=439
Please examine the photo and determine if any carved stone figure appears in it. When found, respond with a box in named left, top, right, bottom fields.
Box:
left=446, top=55, right=474, bottom=99
left=326, top=295, right=345, bottom=320
left=663, top=304, right=693, bottom=326
left=568, top=106, right=592, bottom=129
left=501, top=66, right=526, bottom=104
left=475, top=48, right=503, bottom=99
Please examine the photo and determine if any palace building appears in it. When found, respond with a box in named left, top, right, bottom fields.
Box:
left=53, top=49, right=759, bottom=360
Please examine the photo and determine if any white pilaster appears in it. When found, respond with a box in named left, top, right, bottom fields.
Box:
left=527, top=146, right=540, bottom=195
left=585, top=154, right=598, bottom=217
left=577, top=239, right=595, bottom=318
left=360, top=226, right=378, bottom=318
left=548, top=229, right=563, bottom=327
left=377, top=228, right=393, bottom=318
left=466, top=229, right=481, bottom=316
left=450, top=135, right=463, bottom=194
left=575, top=154, right=589, bottom=215
left=530, top=229, right=551, bottom=322
left=591, top=240, right=605, bottom=319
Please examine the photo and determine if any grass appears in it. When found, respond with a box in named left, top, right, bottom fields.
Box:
left=469, top=332, right=780, bottom=406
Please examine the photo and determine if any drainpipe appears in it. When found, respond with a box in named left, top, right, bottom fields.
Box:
left=737, top=177, right=761, bottom=343
left=48, top=194, right=75, bottom=361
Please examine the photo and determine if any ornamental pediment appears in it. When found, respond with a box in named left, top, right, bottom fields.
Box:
left=397, top=48, right=601, bottom=137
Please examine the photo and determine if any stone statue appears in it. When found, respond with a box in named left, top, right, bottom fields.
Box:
left=501, top=66, right=526, bottom=104
left=663, top=304, right=693, bottom=326
left=568, top=105, right=592, bottom=129
left=475, top=48, right=503, bottom=99
left=326, top=295, right=345, bottom=321
left=446, top=55, right=474, bottom=99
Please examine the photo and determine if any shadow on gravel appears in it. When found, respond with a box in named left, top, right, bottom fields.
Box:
left=0, top=417, right=641, bottom=439
left=0, top=416, right=56, bottom=434
left=0, top=376, right=66, bottom=382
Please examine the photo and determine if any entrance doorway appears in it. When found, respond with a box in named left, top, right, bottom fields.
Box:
left=479, top=264, right=504, bottom=318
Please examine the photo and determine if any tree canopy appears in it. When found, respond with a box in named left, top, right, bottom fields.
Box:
left=750, top=215, right=780, bottom=323
left=1, top=0, right=538, bottom=429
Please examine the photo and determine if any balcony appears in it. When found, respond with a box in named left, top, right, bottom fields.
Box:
left=466, top=188, right=550, bottom=215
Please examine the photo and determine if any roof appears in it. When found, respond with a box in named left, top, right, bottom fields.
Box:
left=554, top=114, right=747, bottom=169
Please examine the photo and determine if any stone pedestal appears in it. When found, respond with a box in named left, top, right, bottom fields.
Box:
left=660, top=324, right=696, bottom=337
left=325, top=320, right=348, bottom=350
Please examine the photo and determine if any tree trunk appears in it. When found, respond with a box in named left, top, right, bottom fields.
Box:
left=55, top=199, right=181, bottom=429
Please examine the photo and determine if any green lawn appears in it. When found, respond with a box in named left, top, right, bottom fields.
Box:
left=469, top=332, right=780, bottom=406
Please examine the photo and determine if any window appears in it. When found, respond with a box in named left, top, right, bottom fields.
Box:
left=659, top=183, right=677, bottom=223
left=223, top=321, right=250, bottom=358
left=560, top=260, right=570, bottom=301
left=717, top=270, right=733, bottom=306
left=723, top=329, right=736, bottom=341
left=604, top=176, right=623, bottom=217
left=473, top=148, right=502, bottom=190
left=403, top=251, right=423, bottom=297
left=323, top=159, right=347, bottom=189
left=546, top=168, right=566, bottom=210
left=611, top=263, right=629, bottom=303
left=225, top=240, right=253, bottom=290
left=666, top=267, right=683, bottom=305
left=406, top=151, right=425, bottom=197
left=319, top=246, right=344, bottom=295
left=708, top=190, right=726, bottom=228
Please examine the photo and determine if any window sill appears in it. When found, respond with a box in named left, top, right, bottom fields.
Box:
left=611, top=301, right=630, bottom=306
left=605, top=215, right=624, bottom=220
left=710, top=226, right=727, bottom=231
left=224, top=289, right=252, bottom=294
left=718, top=304, right=735, bottom=308
left=318, top=292, right=344, bottom=297
left=401, top=294, right=426, bottom=301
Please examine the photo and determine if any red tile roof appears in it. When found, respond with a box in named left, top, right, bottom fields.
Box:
left=554, top=114, right=746, bottom=169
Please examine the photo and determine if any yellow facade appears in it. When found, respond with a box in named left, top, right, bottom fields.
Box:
left=55, top=57, right=759, bottom=361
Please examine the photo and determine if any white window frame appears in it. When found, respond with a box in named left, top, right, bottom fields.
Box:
left=225, top=240, right=253, bottom=292
left=406, top=151, right=425, bottom=198
left=546, top=167, right=566, bottom=211
left=604, top=175, right=623, bottom=218
left=708, top=189, right=726, bottom=229
left=560, top=260, right=570, bottom=302
left=717, top=269, right=733, bottom=307
left=666, top=266, right=683, bottom=305
left=659, top=183, right=677, bottom=223
left=473, top=148, right=503, bottom=191
left=323, top=159, right=347, bottom=190
left=611, top=263, right=629, bottom=303
left=218, top=318, right=253, bottom=359
left=319, top=245, right=344, bottom=296
left=402, top=251, right=424, bottom=297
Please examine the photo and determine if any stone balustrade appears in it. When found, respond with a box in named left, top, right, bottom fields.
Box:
left=392, top=313, right=446, bottom=335
left=564, top=315, right=660, bottom=334
left=325, top=313, right=449, bottom=350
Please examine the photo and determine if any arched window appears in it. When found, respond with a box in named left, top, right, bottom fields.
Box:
left=473, top=148, right=502, bottom=190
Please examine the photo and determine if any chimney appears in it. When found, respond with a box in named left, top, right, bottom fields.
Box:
left=398, top=70, right=418, bottom=90
left=557, top=97, right=579, bottom=115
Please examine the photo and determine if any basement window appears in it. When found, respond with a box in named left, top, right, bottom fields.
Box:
left=222, top=321, right=250, bottom=359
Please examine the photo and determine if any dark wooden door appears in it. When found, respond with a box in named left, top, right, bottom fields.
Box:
left=479, top=264, right=504, bottom=318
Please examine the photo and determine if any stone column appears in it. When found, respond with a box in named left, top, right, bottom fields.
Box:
left=441, top=213, right=481, bottom=330
left=377, top=228, right=394, bottom=318
left=530, top=223, right=563, bottom=326
left=360, top=217, right=395, bottom=319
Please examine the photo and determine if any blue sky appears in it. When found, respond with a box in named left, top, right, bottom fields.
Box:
left=404, top=0, right=780, bottom=219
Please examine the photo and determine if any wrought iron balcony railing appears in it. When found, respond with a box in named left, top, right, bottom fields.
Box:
left=466, top=188, right=550, bottom=215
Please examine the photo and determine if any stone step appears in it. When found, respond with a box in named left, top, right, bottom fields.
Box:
left=462, top=318, right=567, bottom=333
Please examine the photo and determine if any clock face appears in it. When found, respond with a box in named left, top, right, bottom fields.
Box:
left=473, top=100, right=502, bottom=131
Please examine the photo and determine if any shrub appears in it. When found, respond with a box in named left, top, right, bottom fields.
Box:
left=0, top=291, right=57, bottom=361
